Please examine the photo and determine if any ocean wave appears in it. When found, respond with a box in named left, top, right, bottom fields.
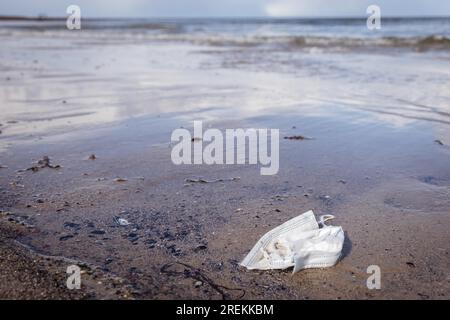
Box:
left=415, top=35, right=450, bottom=49
left=1, top=25, right=449, bottom=51
left=158, top=34, right=450, bottom=51
left=120, top=33, right=450, bottom=50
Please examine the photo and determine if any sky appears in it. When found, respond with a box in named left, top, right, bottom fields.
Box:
left=1, top=0, right=450, bottom=18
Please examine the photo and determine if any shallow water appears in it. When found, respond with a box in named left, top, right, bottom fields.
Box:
left=0, top=18, right=449, bottom=299
left=1, top=18, right=450, bottom=145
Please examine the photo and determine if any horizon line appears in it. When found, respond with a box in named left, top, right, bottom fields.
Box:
left=1, top=14, right=450, bottom=21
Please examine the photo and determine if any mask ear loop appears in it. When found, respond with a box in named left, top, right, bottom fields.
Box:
left=319, top=214, right=335, bottom=227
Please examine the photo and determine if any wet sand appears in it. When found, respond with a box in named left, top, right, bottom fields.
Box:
left=1, top=24, right=450, bottom=299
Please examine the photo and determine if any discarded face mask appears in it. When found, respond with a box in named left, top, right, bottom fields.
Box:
left=240, top=210, right=344, bottom=273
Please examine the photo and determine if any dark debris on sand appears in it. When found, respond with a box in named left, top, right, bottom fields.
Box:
left=26, top=156, right=61, bottom=172
left=284, top=135, right=314, bottom=140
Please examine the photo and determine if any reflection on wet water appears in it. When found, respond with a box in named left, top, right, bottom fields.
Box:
left=0, top=22, right=450, bottom=153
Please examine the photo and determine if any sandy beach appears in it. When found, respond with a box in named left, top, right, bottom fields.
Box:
left=0, top=18, right=450, bottom=299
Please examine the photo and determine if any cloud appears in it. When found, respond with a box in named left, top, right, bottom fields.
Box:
left=265, top=0, right=450, bottom=17
left=0, top=0, right=449, bottom=17
left=265, top=0, right=362, bottom=17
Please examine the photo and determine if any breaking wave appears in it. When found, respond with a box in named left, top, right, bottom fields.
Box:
left=1, top=18, right=449, bottom=52
left=183, top=34, right=450, bottom=51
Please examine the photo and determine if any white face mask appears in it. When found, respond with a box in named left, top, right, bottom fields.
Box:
left=240, top=210, right=344, bottom=273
